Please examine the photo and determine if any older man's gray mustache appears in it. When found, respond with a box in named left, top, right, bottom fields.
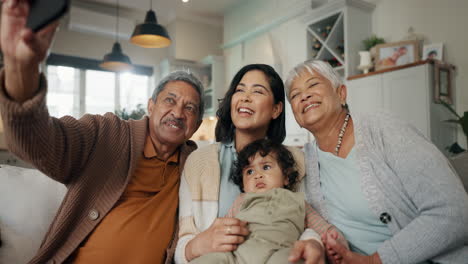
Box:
left=162, top=117, right=185, bottom=129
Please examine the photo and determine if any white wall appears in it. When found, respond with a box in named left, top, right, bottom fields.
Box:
left=371, top=0, right=468, bottom=148
left=169, top=19, right=223, bottom=61
left=223, top=0, right=468, bottom=147
left=224, top=0, right=305, bottom=45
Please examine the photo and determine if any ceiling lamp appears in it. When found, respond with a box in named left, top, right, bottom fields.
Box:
left=130, top=0, right=171, bottom=48
left=100, top=0, right=133, bottom=72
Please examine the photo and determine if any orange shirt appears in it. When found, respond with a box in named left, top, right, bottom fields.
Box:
left=73, top=135, right=180, bottom=264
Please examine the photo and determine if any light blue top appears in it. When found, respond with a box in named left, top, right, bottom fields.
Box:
left=303, top=111, right=468, bottom=264
left=217, top=140, right=241, bottom=217
left=317, top=147, right=392, bottom=255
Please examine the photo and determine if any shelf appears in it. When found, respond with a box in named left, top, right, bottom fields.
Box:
left=325, top=13, right=345, bottom=64
left=308, top=12, right=340, bottom=40
left=347, top=60, right=433, bottom=81
left=305, top=0, right=374, bottom=77
left=307, top=11, right=344, bottom=73
left=334, top=66, right=345, bottom=72
left=317, top=48, right=343, bottom=68
left=199, top=55, right=225, bottom=118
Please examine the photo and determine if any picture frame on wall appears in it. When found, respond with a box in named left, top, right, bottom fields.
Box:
left=434, top=62, right=453, bottom=104
left=423, top=43, right=444, bottom=61
left=375, top=40, right=420, bottom=71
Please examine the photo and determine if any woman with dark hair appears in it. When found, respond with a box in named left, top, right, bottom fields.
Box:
left=174, top=64, right=313, bottom=263
left=215, top=64, right=286, bottom=144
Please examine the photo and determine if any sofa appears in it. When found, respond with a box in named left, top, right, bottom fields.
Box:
left=450, top=151, right=468, bottom=192
left=0, top=164, right=66, bottom=264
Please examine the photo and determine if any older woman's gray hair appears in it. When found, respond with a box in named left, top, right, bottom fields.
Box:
left=285, top=60, right=343, bottom=99
left=151, top=70, right=205, bottom=121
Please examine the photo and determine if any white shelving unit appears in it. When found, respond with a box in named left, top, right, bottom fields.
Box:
left=303, top=0, right=375, bottom=78
left=200, top=55, right=225, bottom=118
left=159, top=56, right=225, bottom=118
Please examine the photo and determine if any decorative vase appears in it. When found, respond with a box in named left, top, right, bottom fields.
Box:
left=358, top=51, right=372, bottom=74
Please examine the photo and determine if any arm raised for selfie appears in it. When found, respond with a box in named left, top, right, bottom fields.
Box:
left=1, top=0, right=58, bottom=102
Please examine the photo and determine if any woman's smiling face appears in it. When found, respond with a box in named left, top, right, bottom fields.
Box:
left=230, top=70, right=282, bottom=135
left=288, top=70, right=345, bottom=131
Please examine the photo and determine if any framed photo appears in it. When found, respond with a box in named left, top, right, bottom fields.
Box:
left=375, top=40, right=420, bottom=71
left=423, top=43, right=444, bottom=61
left=434, top=62, right=453, bottom=104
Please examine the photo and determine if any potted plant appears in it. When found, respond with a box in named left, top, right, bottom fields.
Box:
left=441, top=101, right=468, bottom=189
left=359, top=35, right=385, bottom=73
left=362, top=34, right=385, bottom=52
left=115, top=104, right=147, bottom=120
left=441, top=101, right=468, bottom=151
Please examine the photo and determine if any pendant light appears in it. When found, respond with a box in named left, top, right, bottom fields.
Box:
left=100, top=0, right=133, bottom=72
left=130, top=0, right=171, bottom=48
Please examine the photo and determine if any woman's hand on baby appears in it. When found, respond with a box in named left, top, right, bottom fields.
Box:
left=288, top=239, right=325, bottom=264
left=185, top=217, right=249, bottom=261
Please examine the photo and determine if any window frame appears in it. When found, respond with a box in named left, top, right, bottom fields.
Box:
left=45, top=53, right=154, bottom=118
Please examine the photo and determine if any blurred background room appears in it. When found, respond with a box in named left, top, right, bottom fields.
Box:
left=1, top=0, right=467, bottom=262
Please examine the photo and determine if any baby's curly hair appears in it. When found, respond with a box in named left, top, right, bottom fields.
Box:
left=231, top=139, right=299, bottom=192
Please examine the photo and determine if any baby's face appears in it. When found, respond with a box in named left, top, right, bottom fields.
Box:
left=242, top=152, right=288, bottom=193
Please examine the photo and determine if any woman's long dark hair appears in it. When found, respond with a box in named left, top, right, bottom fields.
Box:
left=215, top=64, right=286, bottom=143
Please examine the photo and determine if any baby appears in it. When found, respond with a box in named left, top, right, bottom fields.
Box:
left=190, top=139, right=346, bottom=264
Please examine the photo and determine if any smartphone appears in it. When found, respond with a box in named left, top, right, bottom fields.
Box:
left=26, top=0, right=71, bottom=32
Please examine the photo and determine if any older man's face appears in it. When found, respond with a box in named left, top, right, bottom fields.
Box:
left=147, top=81, right=202, bottom=150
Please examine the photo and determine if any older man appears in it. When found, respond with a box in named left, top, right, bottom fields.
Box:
left=0, top=1, right=204, bottom=263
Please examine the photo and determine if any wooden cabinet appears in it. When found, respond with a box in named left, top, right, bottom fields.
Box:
left=347, top=62, right=457, bottom=155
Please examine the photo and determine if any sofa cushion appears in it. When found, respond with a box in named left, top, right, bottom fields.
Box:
left=0, top=164, right=66, bottom=264
left=450, top=151, right=468, bottom=192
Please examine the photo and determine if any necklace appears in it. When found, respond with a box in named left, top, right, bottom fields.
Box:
left=335, top=113, right=350, bottom=155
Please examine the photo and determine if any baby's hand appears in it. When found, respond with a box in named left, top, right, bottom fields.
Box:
left=322, top=228, right=348, bottom=264
left=328, top=228, right=348, bottom=249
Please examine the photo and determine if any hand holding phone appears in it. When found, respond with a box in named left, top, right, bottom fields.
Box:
left=26, top=0, right=70, bottom=32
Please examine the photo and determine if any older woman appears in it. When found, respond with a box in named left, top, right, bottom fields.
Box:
left=285, top=60, right=468, bottom=263
left=175, top=64, right=325, bottom=263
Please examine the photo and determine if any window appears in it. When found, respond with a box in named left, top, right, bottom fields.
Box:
left=120, top=73, right=150, bottom=111
left=85, top=70, right=116, bottom=115
left=46, top=66, right=79, bottom=117
left=45, top=53, right=154, bottom=118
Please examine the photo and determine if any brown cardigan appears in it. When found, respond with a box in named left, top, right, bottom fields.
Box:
left=0, top=71, right=196, bottom=264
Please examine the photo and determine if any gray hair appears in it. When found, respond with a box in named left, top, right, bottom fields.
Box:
left=151, top=70, right=205, bottom=121
left=285, top=60, right=343, bottom=100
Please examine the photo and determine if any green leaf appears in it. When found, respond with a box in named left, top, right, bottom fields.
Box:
left=362, top=35, right=385, bottom=51
left=462, top=112, right=468, bottom=137
left=115, top=104, right=147, bottom=120
left=443, top=119, right=461, bottom=124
